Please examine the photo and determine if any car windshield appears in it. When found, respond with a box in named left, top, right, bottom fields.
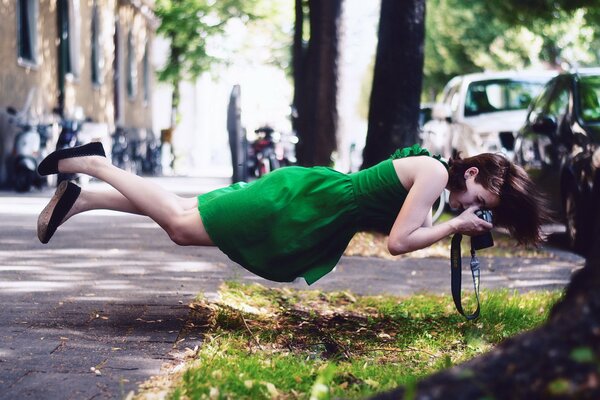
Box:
left=578, top=75, right=600, bottom=123
left=464, top=79, right=547, bottom=117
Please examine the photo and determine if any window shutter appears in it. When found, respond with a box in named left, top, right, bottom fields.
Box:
left=68, top=0, right=81, bottom=77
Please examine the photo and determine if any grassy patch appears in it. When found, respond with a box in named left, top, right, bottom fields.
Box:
left=137, top=283, right=561, bottom=399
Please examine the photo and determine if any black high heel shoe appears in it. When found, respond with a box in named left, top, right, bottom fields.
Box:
left=38, top=142, right=106, bottom=176
left=38, top=180, right=81, bottom=244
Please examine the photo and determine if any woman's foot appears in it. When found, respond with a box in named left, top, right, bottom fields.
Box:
left=57, top=154, right=108, bottom=175
left=37, top=181, right=82, bottom=244
left=37, top=142, right=106, bottom=176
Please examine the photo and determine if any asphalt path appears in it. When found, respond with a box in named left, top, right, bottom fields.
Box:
left=0, top=177, right=585, bottom=399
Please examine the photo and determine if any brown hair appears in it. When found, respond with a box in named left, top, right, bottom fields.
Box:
left=448, top=153, right=553, bottom=246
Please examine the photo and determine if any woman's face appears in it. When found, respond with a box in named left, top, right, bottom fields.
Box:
left=448, top=167, right=500, bottom=211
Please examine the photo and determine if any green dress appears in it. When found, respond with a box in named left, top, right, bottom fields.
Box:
left=197, top=144, right=446, bottom=284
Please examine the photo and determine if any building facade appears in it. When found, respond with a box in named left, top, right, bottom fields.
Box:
left=0, top=0, right=157, bottom=185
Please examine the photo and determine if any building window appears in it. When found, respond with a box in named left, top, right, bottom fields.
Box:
left=57, top=0, right=81, bottom=78
left=91, top=1, right=103, bottom=85
left=17, top=0, right=38, bottom=66
left=127, top=30, right=137, bottom=99
left=143, top=41, right=150, bottom=104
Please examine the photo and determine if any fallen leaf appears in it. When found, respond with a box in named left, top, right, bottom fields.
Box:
left=364, top=379, right=379, bottom=388
left=263, top=382, right=279, bottom=398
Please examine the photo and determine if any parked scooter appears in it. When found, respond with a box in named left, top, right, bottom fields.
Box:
left=142, top=135, right=163, bottom=176
left=6, top=107, right=51, bottom=192
left=247, top=126, right=297, bottom=179
left=55, top=118, right=83, bottom=185
left=111, top=127, right=130, bottom=171
left=249, top=126, right=279, bottom=177
left=111, top=127, right=145, bottom=175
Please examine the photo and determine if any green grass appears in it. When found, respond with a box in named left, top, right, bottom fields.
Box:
left=142, top=283, right=561, bottom=400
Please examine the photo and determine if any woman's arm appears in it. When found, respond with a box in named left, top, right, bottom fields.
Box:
left=387, top=158, right=491, bottom=255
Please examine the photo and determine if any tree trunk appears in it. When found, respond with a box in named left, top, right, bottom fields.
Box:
left=169, top=39, right=183, bottom=128
left=293, top=0, right=342, bottom=167
left=171, top=84, right=180, bottom=128
left=291, top=0, right=305, bottom=138
left=372, top=233, right=600, bottom=399
left=361, top=0, right=426, bottom=169
left=227, top=85, right=245, bottom=182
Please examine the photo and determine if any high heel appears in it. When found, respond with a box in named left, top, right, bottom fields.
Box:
left=38, top=181, right=81, bottom=244
left=37, top=142, right=106, bottom=176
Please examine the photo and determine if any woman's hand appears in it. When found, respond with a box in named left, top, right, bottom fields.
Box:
left=450, top=205, right=493, bottom=236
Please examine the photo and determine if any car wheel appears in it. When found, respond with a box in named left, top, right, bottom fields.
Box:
left=564, top=187, right=591, bottom=255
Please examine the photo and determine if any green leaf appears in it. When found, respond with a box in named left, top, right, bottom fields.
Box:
left=570, top=347, right=596, bottom=363
left=310, top=364, right=336, bottom=400
left=547, top=378, right=571, bottom=395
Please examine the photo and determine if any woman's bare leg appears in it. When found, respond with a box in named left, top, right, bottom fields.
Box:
left=58, top=155, right=214, bottom=246
left=62, top=188, right=198, bottom=221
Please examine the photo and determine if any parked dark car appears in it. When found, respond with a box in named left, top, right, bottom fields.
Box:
left=514, top=68, right=600, bottom=254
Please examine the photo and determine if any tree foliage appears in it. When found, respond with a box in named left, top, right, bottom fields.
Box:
left=154, top=0, right=263, bottom=121
left=155, top=0, right=265, bottom=84
left=423, top=0, right=600, bottom=98
left=481, top=0, right=600, bottom=25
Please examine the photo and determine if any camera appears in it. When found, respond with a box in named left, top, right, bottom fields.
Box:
left=471, top=209, right=494, bottom=250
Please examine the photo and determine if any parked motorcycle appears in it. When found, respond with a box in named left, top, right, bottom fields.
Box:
left=111, top=127, right=130, bottom=171
left=246, top=126, right=297, bottom=179
left=142, top=135, right=162, bottom=176
left=128, top=135, right=146, bottom=175
left=55, top=118, right=83, bottom=185
left=111, top=128, right=152, bottom=175
left=249, top=126, right=278, bottom=177
left=6, top=107, right=52, bottom=192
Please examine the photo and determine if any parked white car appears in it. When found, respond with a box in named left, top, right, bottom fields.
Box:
left=421, top=70, right=557, bottom=159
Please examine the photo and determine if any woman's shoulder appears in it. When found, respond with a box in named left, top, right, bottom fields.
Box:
left=392, top=154, right=448, bottom=190
left=392, top=154, right=448, bottom=174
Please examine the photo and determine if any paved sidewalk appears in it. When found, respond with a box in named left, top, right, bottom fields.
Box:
left=0, top=179, right=586, bottom=399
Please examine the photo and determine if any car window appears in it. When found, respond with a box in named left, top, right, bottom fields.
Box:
left=449, top=89, right=461, bottom=113
left=442, top=87, right=453, bottom=104
left=546, top=83, right=570, bottom=120
left=442, top=81, right=461, bottom=110
left=578, top=75, right=600, bottom=123
left=527, top=80, right=557, bottom=124
left=464, top=79, right=547, bottom=117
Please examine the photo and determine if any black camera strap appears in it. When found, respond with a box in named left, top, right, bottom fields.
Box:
left=450, top=233, right=481, bottom=320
